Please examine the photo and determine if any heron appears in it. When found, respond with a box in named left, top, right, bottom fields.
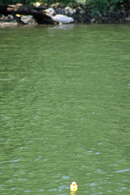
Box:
left=44, top=8, right=74, bottom=25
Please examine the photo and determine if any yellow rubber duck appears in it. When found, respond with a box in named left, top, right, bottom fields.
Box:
left=70, top=181, right=78, bottom=192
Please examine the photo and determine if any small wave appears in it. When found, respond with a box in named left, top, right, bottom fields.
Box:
left=115, top=169, right=129, bottom=173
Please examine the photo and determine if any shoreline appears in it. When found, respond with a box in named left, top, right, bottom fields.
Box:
left=0, top=22, right=129, bottom=29
left=0, top=3, right=130, bottom=27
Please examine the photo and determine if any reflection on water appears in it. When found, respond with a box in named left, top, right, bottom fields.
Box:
left=0, top=24, right=130, bottom=195
left=48, top=24, right=75, bottom=30
left=70, top=191, right=76, bottom=195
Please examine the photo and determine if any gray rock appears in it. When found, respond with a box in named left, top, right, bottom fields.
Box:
left=56, top=7, right=64, bottom=14
left=21, top=15, right=36, bottom=24
left=65, top=6, right=75, bottom=16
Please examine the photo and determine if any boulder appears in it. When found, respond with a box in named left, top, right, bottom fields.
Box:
left=21, top=15, right=36, bottom=24
left=65, top=6, right=75, bottom=16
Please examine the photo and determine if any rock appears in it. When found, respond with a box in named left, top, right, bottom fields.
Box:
left=76, top=6, right=85, bottom=15
left=0, top=14, right=17, bottom=23
left=33, top=2, right=42, bottom=8
left=125, top=17, right=130, bottom=21
left=56, top=7, right=64, bottom=14
left=21, top=15, right=36, bottom=24
left=8, top=14, right=14, bottom=20
left=65, top=6, right=75, bottom=16
left=91, top=18, right=96, bottom=23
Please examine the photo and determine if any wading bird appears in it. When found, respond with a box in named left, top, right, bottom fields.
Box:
left=44, top=8, right=74, bottom=25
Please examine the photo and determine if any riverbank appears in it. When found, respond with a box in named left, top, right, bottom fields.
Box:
left=0, top=3, right=130, bottom=27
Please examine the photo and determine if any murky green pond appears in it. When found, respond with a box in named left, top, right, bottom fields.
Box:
left=0, top=24, right=130, bottom=195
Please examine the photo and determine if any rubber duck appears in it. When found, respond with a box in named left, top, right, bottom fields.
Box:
left=70, top=181, right=78, bottom=191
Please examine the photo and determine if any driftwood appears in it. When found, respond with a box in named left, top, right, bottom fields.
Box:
left=0, top=4, right=53, bottom=24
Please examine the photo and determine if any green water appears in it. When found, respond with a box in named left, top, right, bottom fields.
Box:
left=0, top=24, right=130, bottom=195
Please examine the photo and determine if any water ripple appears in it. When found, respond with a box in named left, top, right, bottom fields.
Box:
left=114, top=169, right=130, bottom=173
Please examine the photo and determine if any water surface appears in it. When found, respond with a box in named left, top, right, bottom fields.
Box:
left=0, top=24, right=130, bottom=195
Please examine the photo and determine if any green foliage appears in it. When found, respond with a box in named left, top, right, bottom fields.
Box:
left=0, top=0, right=76, bottom=5
left=0, top=0, right=126, bottom=15
left=86, top=0, right=108, bottom=16
left=86, top=0, right=125, bottom=16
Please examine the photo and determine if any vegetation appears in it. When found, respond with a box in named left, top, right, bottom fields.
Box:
left=0, top=0, right=128, bottom=5
left=85, top=0, right=129, bottom=16
left=0, top=0, right=76, bottom=5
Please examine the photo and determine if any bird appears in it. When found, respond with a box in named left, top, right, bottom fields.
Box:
left=70, top=181, right=78, bottom=192
left=44, top=8, right=74, bottom=25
